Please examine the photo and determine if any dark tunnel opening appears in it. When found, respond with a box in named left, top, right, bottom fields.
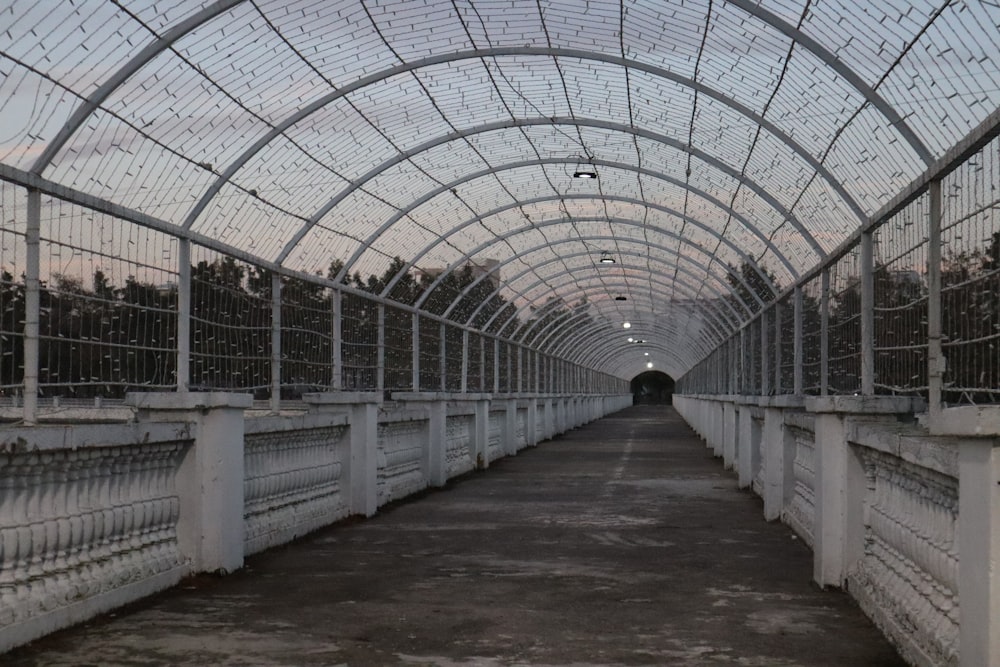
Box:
left=630, top=370, right=675, bottom=405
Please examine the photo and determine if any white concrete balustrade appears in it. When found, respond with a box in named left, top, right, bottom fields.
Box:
left=0, top=391, right=630, bottom=653
left=675, top=394, right=1000, bottom=667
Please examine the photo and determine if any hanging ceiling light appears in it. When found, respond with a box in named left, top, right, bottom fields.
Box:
left=599, top=251, right=616, bottom=264
left=573, top=169, right=598, bottom=179
left=614, top=295, right=627, bottom=301
left=622, top=321, right=631, bottom=329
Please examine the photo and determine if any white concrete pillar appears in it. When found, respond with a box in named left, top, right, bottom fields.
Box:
left=394, top=393, right=448, bottom=487
left=503, top=399, right=519, bottom=456
left=527, top=398, right=539, bottom=446
left=958, top=438, right=1000, bottom=667
left=722, top=402, right=737, bottom=470
left=737, top=401, right=756, bottom=489
left=129, top=392, right=252, bottom=574
left=711, top=401, right=723, bottom=457
left=474, top=398, right=490, bottom=468
left=426, top=400, right=447, bottom=486
left=806, top=396, right=914, bottom=588
left=304, top=392, right=381, bottom=517
left=761, top=404, right=794, bottom=521
left=810, top=408, right=861, bottom=587
left=347, top=400, right=378, bottom=516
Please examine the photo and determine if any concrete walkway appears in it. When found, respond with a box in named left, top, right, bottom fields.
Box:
left=6, top=406, right=905, bottom=666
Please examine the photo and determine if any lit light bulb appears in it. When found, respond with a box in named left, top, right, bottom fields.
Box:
left=623, top=321, right=631, bottom=329
left=646, top=361, right=654, bottom=369
left=627, top=337, right=634, bottom=343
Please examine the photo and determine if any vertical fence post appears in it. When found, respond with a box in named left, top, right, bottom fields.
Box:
left=821, top=269, right=830, bottom=395
left=516, top=345, right=523, bottom=393
left=774, top=301, right=782, bottom=394
left=731, top=335, right=739, bottom=394
left=439, top=321, right=446, bottom=391
left=761, top=314, right=770, bottom=397
left=739, top=327, right=746, bottom=395
left=927, top=179, right=943, bottom=420
left=460, top=329, right=469, bottom=393
left=376, top=302, right=385, bottom=395
left=411, top=312, right=420, bottom=392
left=535, top=350, right=540, bottom=393
left=861, top=231, right=875, bottom=395
left=479, top=333, right=485, bottom=392
left=23, top=188, right=40, bottom=424
left=177, top=239, right=191, bottom=392
left=794, top=286, right=803, bottom=395
left=270, top=272, right=281, bottom=411
left=332, top=290, right=342, bottom=391
left=493, top=338, right=500, bottom=393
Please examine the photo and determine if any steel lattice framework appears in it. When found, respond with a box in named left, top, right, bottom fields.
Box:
left=1, top=0, right=999, bottom=411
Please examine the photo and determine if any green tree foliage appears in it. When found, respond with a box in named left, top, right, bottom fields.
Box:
left=0, top=270, right=25, bottom=390
left=940, top=231, right=1000, bottom=404
left=726, top=261, right=779, bottom=315
left=28, top=271, right=177, bottom=398
left=0, top=254, right=517, bottom=400
left=190, top=258, right=270, bottom=393
left=516, top=296, right=592, bottom=350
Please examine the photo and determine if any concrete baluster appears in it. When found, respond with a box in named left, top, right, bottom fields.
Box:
left=957, top=437, right=1000, bottom=667
left=129, top=392, right=252, bottom=574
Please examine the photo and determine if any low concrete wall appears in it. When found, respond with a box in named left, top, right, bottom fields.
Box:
left=675, top=394, right=1000, bottom=667
left=0, top=391, right=631, bottom=653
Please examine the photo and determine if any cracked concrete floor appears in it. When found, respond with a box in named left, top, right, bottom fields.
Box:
left=5, top=406, right=906, bottom=666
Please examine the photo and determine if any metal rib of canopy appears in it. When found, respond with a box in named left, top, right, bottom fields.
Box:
left=2, top=0, right=998, bottom=380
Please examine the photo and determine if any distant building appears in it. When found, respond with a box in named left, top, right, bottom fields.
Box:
left=418, top=259, right=501, bottom=290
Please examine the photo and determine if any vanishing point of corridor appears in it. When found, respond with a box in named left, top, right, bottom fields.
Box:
left=6, top=407, right=903, bottom=667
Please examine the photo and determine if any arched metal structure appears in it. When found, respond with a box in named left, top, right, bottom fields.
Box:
left=2, top=0, right=998, bottom=396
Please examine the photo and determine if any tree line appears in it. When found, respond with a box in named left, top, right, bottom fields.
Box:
left=723, top=231, right=999, bottom=403
left=0, top=255, right=585, bottom=400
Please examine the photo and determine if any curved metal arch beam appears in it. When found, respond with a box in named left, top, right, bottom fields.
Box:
left=437, top=223, right=755, bottom=329
left=563, top=324, right=712, bottom=373
left=440, top=229, right=752, bottom=333
left=516, top=277, right=728, bottom=356
left=280, top=115, right=845, bottom=264
left=577, top=330, right=710, bottom=372
left=550, top=306, right=719, bottom=363
left=492, top=251, right=739, bottom=331
left=589, top=338, right=694, bottom=375
left=378, top=192, right=782, bottom=305
left=348, top=160, right=799, bottom=285
left=542, top=296, right=724, bottom=357
left=726, top=0, right=931, bottom=165
left=36, top=15, right=928, bottom=212
left=603, top=350, right=686, bottom=377
left=509, top=273, right=732, bottom=350
left=464, top=250, right=737, bottom=340
left=30, top=0, right=248, bottom=173
left=486, top=259, right=738, bottom=345
left=600, top=348, right=686, bottom=380
left=491, top=270, right=733, bottom=353
left=549, top=314, right=715, bottom=367
left=414, top=208, right=771, bottom=315
left=479, top=258, right=739, bottom=346
left=181, top=43, right=907, bottom=245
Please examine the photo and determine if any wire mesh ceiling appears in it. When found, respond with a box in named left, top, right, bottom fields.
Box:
left=2, top=0, right=999, bottom=379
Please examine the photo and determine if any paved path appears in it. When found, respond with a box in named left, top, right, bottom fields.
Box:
left=7, top=406, right=905, bottom=666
